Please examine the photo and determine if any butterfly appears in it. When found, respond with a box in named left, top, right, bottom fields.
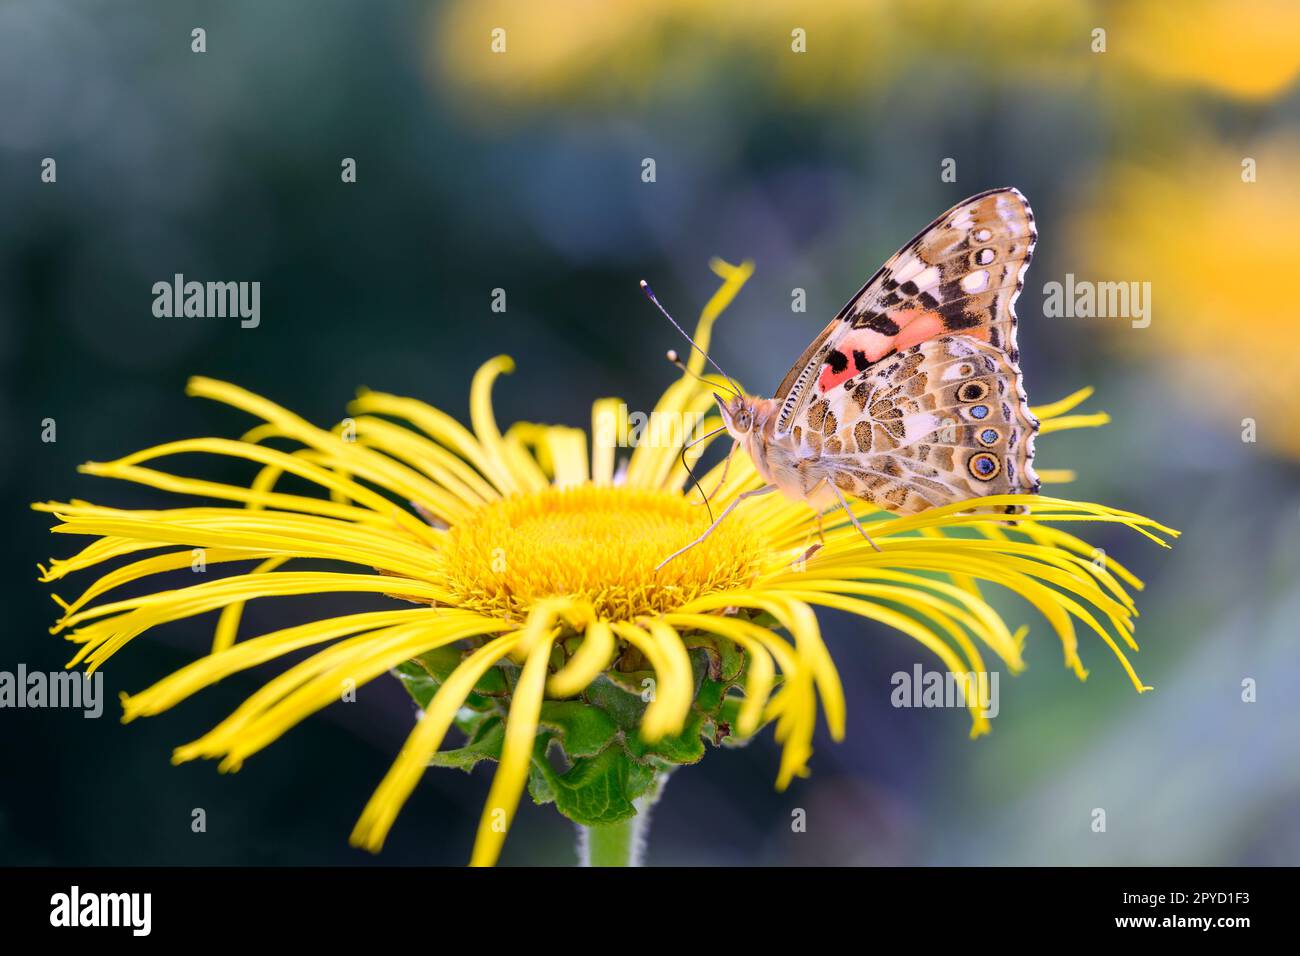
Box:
left=649, top=187, right=1041, bottom=569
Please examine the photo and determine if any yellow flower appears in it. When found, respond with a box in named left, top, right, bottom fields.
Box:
left=1074, top=136, right=1300, bottom=460
left=435, top=0, right=1093, bottom=107
left=36, top=259, right=1175, bottom=866
left=1112, top=0, right=1300, bottom=101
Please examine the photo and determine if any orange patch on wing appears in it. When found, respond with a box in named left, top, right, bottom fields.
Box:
left=814, top=313, right=993, bottom=395
left=889, top=309, right=946, bottom=350
left=817, top=329, right=894, bottom=392
left=817, top=361, right=854, bottom=393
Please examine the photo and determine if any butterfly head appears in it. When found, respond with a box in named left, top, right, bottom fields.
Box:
left=715, top=393, right=760, bottom=439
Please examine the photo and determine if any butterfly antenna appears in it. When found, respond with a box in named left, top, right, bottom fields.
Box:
left=678, top=442, right=715, bottom=524
left=640, top=280, right=743, bottom=396
left=665, top=350, right=736, bottom=395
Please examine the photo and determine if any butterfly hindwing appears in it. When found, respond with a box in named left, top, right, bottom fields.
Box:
left=774, top=187, right=1036, bottom=435
left=788, top=336, right=1039, bottom=515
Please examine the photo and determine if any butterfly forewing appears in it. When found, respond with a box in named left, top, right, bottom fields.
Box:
left=770, top=188, right=1039, bottom=515
left=774, top=187, right=1036, bottom=434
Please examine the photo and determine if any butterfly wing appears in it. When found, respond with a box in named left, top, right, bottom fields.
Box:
left=790, top=336, right=1039, bottom=514
left=773, top=187, right=1036, bottom=435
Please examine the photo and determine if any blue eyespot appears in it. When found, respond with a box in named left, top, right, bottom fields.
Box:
left=968, top=452, right=1001, bottom=481
left=980, top=428, right=997, bottom=444
left=970, top=405, right=989, bottom=420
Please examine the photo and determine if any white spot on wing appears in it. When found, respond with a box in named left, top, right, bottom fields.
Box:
left=897, top=412, right=943, bottom=447
left=960, top=270, right=990, bottom=293
left=940, top=362, right=968, bottom=381
left=913, top=265, right=941, bottom=290
left=891, top=255, right=923, bottom=284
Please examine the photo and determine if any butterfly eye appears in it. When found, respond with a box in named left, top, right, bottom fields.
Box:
left=735, top=410, right=753, bottom=430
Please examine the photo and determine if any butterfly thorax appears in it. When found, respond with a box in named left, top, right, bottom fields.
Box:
left=717, top=395, right=830, bottom=505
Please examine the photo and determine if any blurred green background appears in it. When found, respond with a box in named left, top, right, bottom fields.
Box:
left=2, top=0, right=1298, bottom=865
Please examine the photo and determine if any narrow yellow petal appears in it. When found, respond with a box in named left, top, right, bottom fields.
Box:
left=351, top=632, right=522, bottom=852
left=626, top=258, right=753, bottom=489
left=348, top=389, right=508, bottom=496
left=123, top=608, right=447, bottom=721
left=645, top=619, right=697, bottom=730
left=544, top=426, right=589, bottom=488
left=1031, top=386, right=1095, bottom=420
left=779, top=588, right=993, bottom=737
left=548, top=619, right=615, bottom=697
left=189, top=614, right=511, bottom=768
left=590, top=398, right=625, bottom=486
left=469, top=630, right=556, bottom=866
left=679, top=592, right=845, bottom=742
left=186, top=377, right=464, bottom=521
left=1037, top=469, right=1077, bottom=483
left=80, top=442, right=440, bottom=546
left=664, top=612, right=779, bottom=737
left=469, top=356, right=547, bottom=494
left=349, top=415, right=499, bottom=505
left=60, top=571, right=455, bottom=671
left=609, top=621, right=690, bottom=741
left=212, top=556, right=289, bottom=652
left=1039, top=412, right=1111, bottom=434
left=689, top=258, right=755, bottom=377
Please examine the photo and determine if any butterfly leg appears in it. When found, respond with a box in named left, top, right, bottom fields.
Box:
left=827, top=480, right=882, bottom=552
left=791, top=508, right=825, bottom=568
left=656, top=484, right=777, bottom=571
left=689, top=438, right=738, bottom=507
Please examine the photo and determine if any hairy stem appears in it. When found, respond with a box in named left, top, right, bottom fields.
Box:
left=575, top=772, right=669, bottom=867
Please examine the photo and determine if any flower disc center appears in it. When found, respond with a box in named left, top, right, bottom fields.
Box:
left=434, top=486, right=764, bottom=620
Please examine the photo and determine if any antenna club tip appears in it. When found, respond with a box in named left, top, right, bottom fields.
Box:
left=666, top=349, right=680, bottom=363
left=638, top=279, right=649, bottom=289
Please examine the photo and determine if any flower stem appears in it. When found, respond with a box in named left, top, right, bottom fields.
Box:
left=578, top=815, right=644, bottom=867
left=575, top=772, right=668, bottom=866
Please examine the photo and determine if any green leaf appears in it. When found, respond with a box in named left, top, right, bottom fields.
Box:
left=602, top=668, right=658, bottom=706
left=682, top=633, right=746, bottom=684
left=717, top=694, right=767, bottom=748
left=393, top=645, right=508, bottom=711
left=694, top=675, right=727, bottom=714
left=538, top=700, right=621, bottom=758
left=582, top=674, right=648, bottom=730
left=625, top=708, right=706, bottom=765
left=392, top=627, right=770, bottom=828
left=428, top=716, right=505, bottom=771
left=527, top=736, right=558, bottom=805
left=393, top=659, right=442, bottom=710
left=534, top=744, right=657, bottom=827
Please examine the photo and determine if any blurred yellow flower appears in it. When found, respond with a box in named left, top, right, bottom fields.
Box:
left=434, top=0, right=1091, bottom=106
left=434, top=0, right=1300, bottom=110
left=1074, top=137, right=1300, bottom=459
left=1113, top=0, right=1300, bottom=100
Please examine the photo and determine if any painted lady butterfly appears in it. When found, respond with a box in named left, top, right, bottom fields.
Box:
left=650, top=187, right=1040, bottom=567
